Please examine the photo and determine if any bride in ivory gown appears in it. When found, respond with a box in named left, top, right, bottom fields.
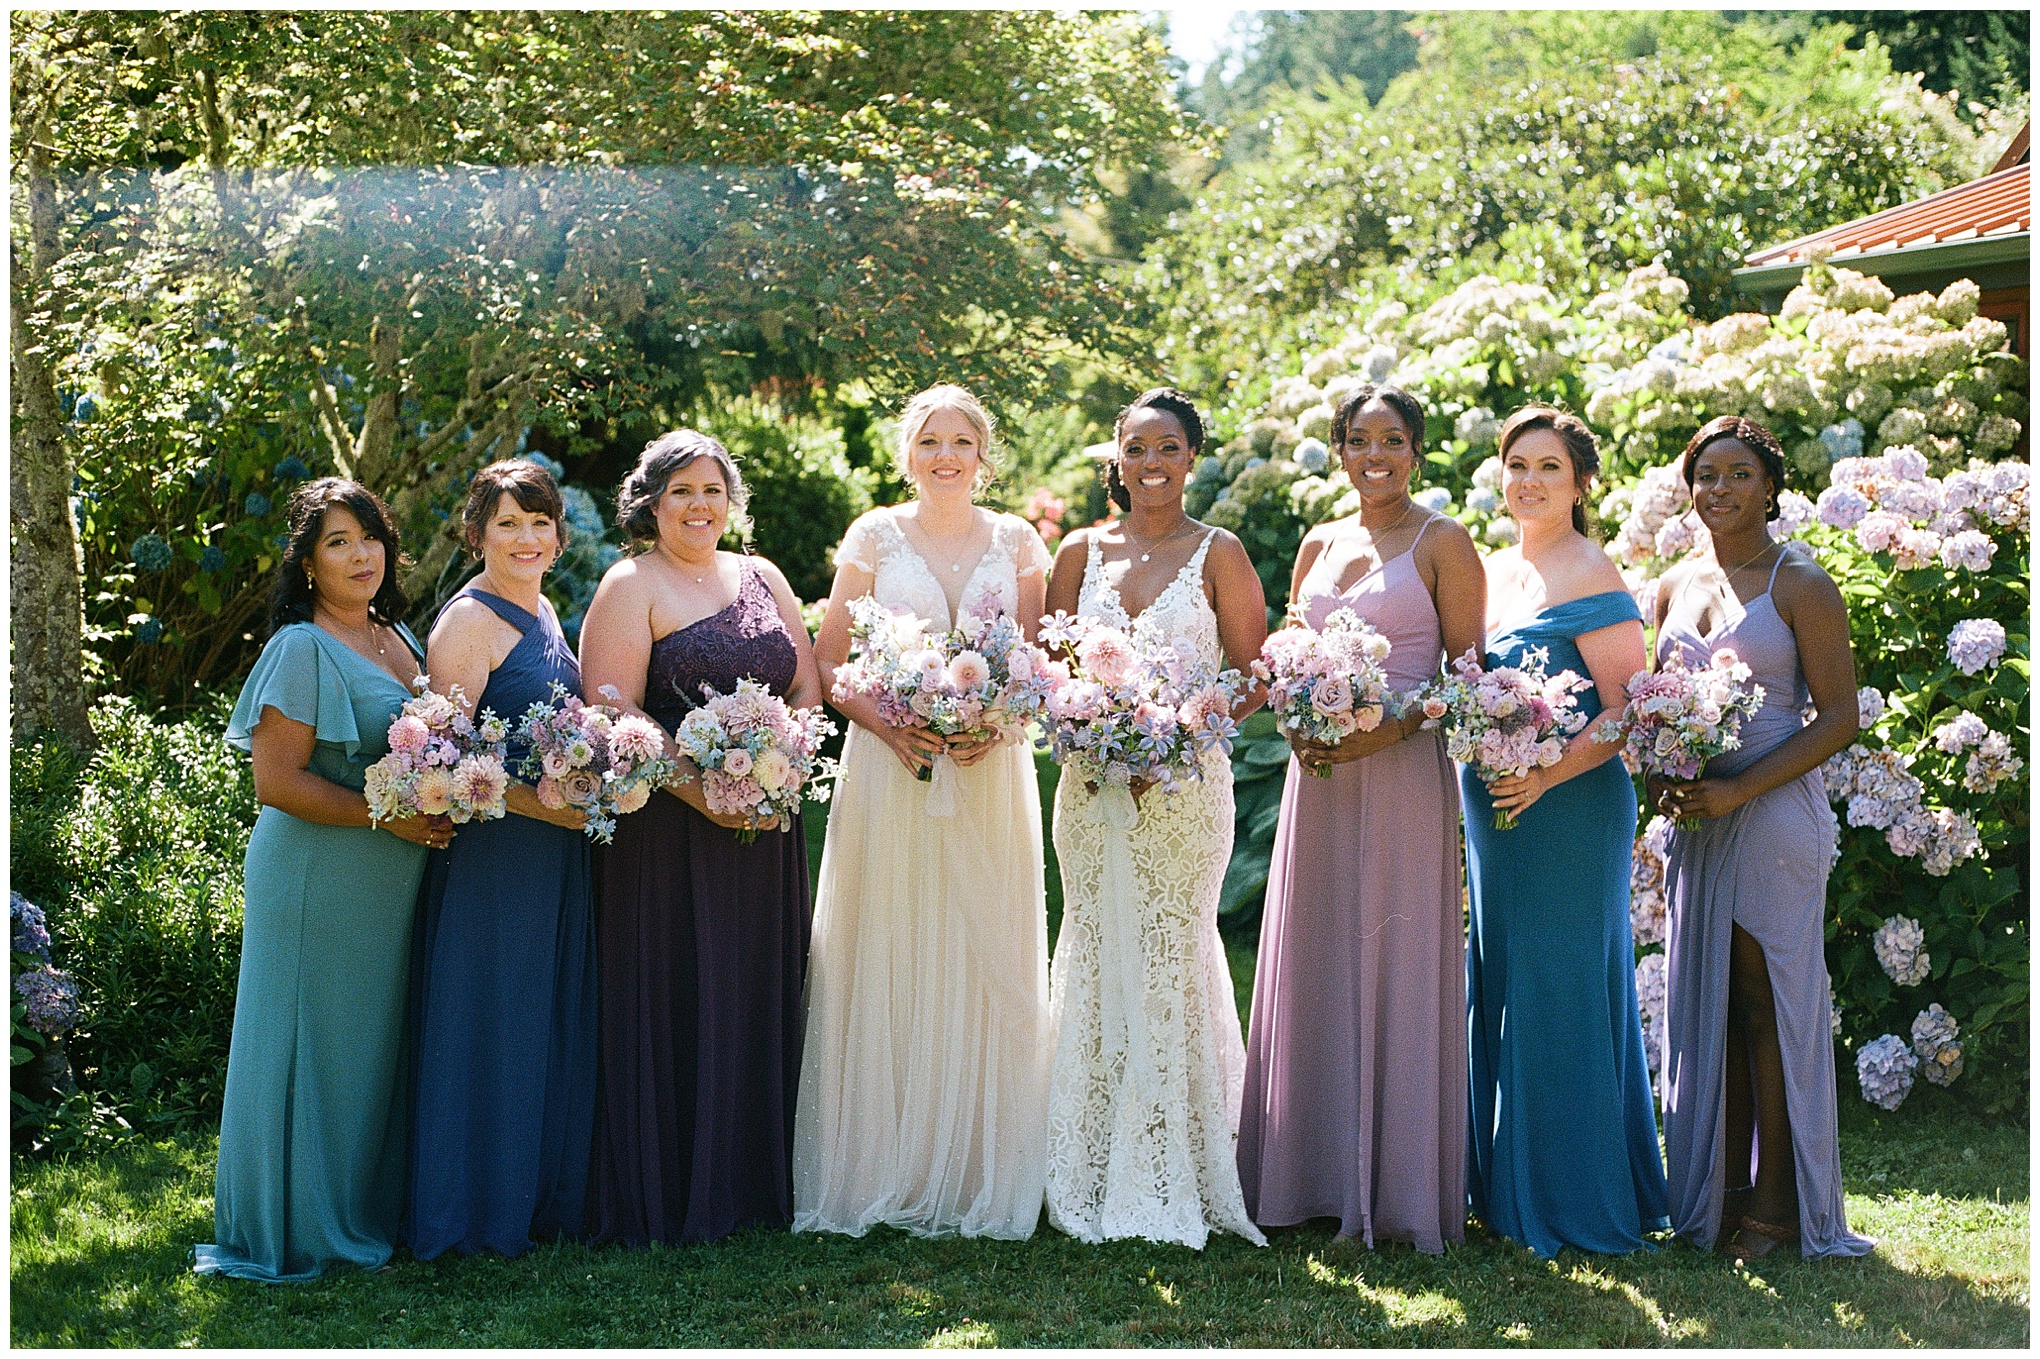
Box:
left=1043, top=387, right=1270, bottom=1249
left=794, top=384, right=1055, bottom=1239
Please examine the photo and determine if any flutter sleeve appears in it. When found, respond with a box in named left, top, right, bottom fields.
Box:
left=833, top=512, right=883, bottom=576
left=225, top=624, right=366, bottom=758
left=1011, top=515, right=1053, bottom=580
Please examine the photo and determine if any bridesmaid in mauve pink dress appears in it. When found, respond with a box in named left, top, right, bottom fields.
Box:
left=1237, top=385, right=1487, bottom=1253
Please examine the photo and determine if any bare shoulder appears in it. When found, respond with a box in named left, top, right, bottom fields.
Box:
left=1419, top=510, right=1479, bottom=557
left=747, top=552, right=797, bottom=594
left=1197, top=523, right=1254, bottom=571
left=1300, top=517, right=1345, bottom=548
left=1773, top=542, right=1842, bottom=608
left=431, top=593, right=496, bottom=640
left=1572, top=536, right=1630, bottom=595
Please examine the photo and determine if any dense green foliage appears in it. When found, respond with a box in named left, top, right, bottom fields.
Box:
left=1819, top=9, right=2031, bottom=110
left=11, top=699, right=251, bottom=1148
left=10, top=1069, right=2029, bottom=1346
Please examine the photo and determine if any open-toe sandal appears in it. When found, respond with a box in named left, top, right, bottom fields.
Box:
left=1730, top=1213, right=1797, bottom=1263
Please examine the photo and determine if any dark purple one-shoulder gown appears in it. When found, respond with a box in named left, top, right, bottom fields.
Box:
left=587, top=559, right=813, bottom=1245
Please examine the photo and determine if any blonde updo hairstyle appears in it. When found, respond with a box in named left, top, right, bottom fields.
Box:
left=893, top=383, right=1001, bottom=498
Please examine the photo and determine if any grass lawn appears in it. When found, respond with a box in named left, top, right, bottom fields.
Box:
left=13, top=754, right=2031, bottom=1346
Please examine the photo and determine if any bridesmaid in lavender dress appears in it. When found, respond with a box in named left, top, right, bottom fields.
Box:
left=579, top=431, right=825, bottom=1245
left=1238, top=386, right=1487, bottom=1252
left=1649, top=417, right=1874, bottom=1263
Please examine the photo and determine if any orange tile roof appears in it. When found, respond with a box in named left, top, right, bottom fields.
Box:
left=1744, top=162, right=2029, bottom=268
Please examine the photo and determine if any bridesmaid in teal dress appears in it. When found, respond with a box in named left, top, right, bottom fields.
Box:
left=197, top=480, right=454, bottom=1282
left=1461, top=409, right=1669, bottom=1258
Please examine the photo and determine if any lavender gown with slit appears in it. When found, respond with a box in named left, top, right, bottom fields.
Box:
left=587, top=558, right=812, bottom=1245
left=1657, top=552, right=1874, bottom=1259
left=1237, top=519, right=1467, bottom=1252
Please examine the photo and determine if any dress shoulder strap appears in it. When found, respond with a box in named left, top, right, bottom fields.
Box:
left=1408, top=513, right=1436, bottom=554
left=1182, top=526, right=1220, bottom=579
left=1763, top=547, right=1788, bottom=596
left=457, top=586, right=539, bottom=635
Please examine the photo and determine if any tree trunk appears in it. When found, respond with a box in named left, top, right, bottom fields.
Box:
left=9, top=145, right=93, bottom=745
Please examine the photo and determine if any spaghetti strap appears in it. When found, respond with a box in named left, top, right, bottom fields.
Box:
left=1762, top=549, right=1787, bottom=596
left=1408, top=514, right=1435, bottom=553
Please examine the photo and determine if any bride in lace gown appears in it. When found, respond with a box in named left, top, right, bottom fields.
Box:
left=1044, top=388, right=1270, bottom=1249
left=794, top=385, right=1055, bottom=1239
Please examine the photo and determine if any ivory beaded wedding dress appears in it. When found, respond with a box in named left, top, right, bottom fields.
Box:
left=1044, top=529, right=1266, bottom=1249
left=793, top=509, right=1054, bottom=1240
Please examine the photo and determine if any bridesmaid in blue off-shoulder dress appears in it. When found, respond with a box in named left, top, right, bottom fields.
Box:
left=1460, top=409, right=1668, bottom=1258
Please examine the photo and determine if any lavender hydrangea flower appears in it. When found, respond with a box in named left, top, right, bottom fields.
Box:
left=1873, top=914, right=1930, bottom=986
left=1634, top=952, right=1668, bottom=1078
left=14, top=965, right=80, bottom=1036
left=1932, top=711, right=1989, bottom=753
left=1829, top=981, right=1843, bottom=1037
left=1946, top=618, right=2007, bottom=675
left=1816, top=484, right=1871, bottom=530
left=1856, top=1033, right=1916, bottom=1111
left=1962, top=732, right=2022, bottom=794
left=1769, top=491, right=1818, bottom=541
left=1938, top=529, right=1996, bottom=573
left=1413, top=486, right=1453, bottom=513
left=11, top=892, right=51, bottom=961
left=1910, top=1003, right=1963, bottom=1087
left=1855, top=687, right=1884, bottom=730
left=1920, top=808, right=1982, bottom=877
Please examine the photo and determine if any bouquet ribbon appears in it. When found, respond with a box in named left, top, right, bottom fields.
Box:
left=925, top=750, right=962, bottom=818
left=1079, top=781, right=1162, bottom=1125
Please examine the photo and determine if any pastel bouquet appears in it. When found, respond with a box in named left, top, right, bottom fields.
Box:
left=673, top=678, right=839, bottom=842
left=515, top=681, right=678, bottom=844
left=1419, top=647, right=1592, bottom=829
left=1609, top=652, right=1767, bottom=829
left=831, top=594, right=1058, bottom=802
left=1252, top=606, right=1397, bottom=778
left=1035, top=611, right=1246, bottom=795
left=364, top=679, right=512, bottom=826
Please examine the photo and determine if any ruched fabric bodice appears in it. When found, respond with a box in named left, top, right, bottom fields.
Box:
left=644, top=560, right=800, bottom=729
left=1297, top=521, right=1445, bottom=696
left=1656, top=553, right=1809, bottom=777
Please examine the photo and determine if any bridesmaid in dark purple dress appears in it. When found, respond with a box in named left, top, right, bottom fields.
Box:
left=578, top=430, right=826, bottom=1245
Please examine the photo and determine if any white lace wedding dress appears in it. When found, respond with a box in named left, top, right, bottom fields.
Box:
left=1044, top=529, right=1266, bottom=1249
left=793, top=508, right=1054, bottom=1240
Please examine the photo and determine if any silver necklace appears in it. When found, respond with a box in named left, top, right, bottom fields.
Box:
left=914, top=512, right=980, bottom=573
left=1123, top=519, right=1193, bottom=563
left=317, top=607, right=387, bottom=659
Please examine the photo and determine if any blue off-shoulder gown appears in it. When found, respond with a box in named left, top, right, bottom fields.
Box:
left=1461, top=590, right=1669, bottom=1258
left=405, top=587, right=598, bottom=1259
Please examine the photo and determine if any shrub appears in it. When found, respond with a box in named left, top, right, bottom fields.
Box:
left=11, top=696, right=254, bottom=1142
left=711, top=400, right=879, bottom=606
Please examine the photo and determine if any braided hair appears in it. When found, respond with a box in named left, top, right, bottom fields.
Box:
left=1680, top=415, right=1788, bottom=520
left=1107, top=387, right=1205, bottom=511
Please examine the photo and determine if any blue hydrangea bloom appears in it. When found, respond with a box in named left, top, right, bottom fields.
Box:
left=244, top=492, right=272, bottom=517
left=199, top=545, right=227, bottom=574
left=272, top=456, right=312, bottom=483
left=12, top=892, right=51, bottom=961
left=136, top=616, right=164, bottom=644
left=14, top=966, right=80, bottom=1035
left=1190, top=456, right=1226, bottom=489
left=1818, top=419, right=1865, bottom=462
left=73, top=394, right=97, bottom=422
left=130, top=534, right=174, bottom=573
left=522, top=451, right=566, bottom=480
left=1413, top=486, right=1454, bottom=512
left=1294, top=438, right=1331, bottom=474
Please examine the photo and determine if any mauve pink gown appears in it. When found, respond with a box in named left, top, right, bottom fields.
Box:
left=1237, top=519, right=1467, bottom=1252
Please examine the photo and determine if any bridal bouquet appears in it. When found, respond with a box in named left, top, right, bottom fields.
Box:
left=1253, top=606, right=1397, bottom=777
left=1419, top=647, right=1592, bottom=829
left=516, top=682, right=677, bottom=843
left=831, top=594, right=1057, bottom=782
left=364, top=679, right=512, bottom=826
left=1035, top=611, right=1246, bottom=794
left=673, top=678, right=838, bottom=842
left=1607, top=652, right=1767, bottom=828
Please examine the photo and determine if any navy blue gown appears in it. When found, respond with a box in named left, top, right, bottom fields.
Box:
left=1462, top=590, right=1669, bottom=1258
left=405, top=587, right=598, bottom=1259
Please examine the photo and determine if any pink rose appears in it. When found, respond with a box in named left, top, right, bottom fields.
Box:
left=1310, top=675, right=1355, bottom=716
left=543, top=749, right=572, bottom=779
left=722, top=747, right=754, bottom=778
left=536, top=774, right=567, bottom=809
left=1421, top=695, right=1448, bottom=721
left=1352, top=702, right=1384, bottom=732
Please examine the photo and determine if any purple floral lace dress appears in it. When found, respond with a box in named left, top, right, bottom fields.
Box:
left=587, top=558, right=813, bottom=1245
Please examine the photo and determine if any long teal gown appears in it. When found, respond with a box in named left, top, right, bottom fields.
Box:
left=195, top=622, right=430, bottom=1282
left=1461, top=591, right=1669, bottom=1258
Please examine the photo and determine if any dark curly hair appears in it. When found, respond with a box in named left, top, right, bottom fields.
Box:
left=1680, top=415, right=1787, bottom=520
left=1329, top=383, right=1427, bottom=458
left=268, top=478, right=411, bottom=636
left=1498, top=405, right=1601, bottom=537
left=1107, top=387, right=1205, bottom=511
left=461, top=459, right=567, bottom=561
left=616, top=429, right=751, bottom=546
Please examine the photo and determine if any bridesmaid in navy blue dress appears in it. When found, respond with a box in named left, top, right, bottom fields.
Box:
left=578, top=431, right=824, bottom=1245
left=406, top=460, right=599, bottom=1259
left=1461, top=408, right=1668, bottom=1257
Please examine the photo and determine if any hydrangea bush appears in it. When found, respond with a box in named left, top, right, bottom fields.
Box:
left=1205, top=259, right=2027, bottom=1107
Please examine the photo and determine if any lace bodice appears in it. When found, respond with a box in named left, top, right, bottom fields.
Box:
left=836, top=509, right=1050, bottom=633
left=643, top=560, right=799, bottom=732
left=1077, top=529, right=1222, bottom=667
